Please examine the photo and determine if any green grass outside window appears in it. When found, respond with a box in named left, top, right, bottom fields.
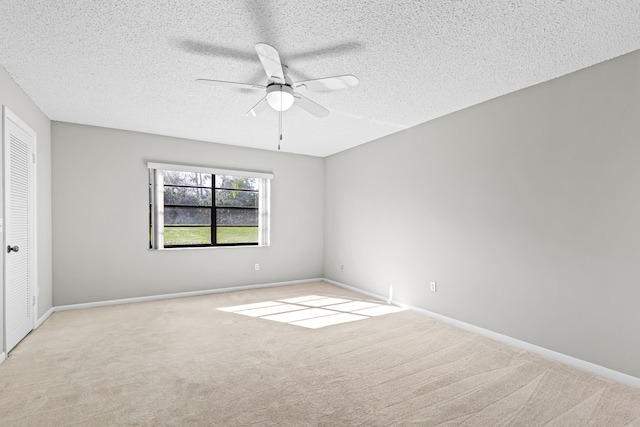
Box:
left=163, top=226, right=258, bottom=245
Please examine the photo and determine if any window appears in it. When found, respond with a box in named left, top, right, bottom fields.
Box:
left=148, top=163, right=272, bottom=249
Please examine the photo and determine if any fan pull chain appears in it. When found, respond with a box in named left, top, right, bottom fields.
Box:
left=278, top=109, right=282, bottom=150
left=278, top=90, right=283, bottom=150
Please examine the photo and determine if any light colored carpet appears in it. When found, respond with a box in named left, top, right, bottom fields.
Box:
left=1, top=281, right=639, bottom=426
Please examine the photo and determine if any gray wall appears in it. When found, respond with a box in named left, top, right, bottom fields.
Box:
left=0, top=65, right=53, bottom=350
left=324, top=50, right=640, bottom=378
left=52, top=122, right=324, bottom=305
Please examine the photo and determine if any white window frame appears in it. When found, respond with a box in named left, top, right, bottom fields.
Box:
left=148, top=162, right=272, bottom=249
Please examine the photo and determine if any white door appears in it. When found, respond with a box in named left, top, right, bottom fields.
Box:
left=3, top=107, right=36, bottom=353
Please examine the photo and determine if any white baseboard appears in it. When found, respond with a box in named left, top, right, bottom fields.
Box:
left=35, top=307, right=54, bottom=329
left=54, top=278, right=324, bottom=312
left=0, top=351, right=5, bottom=366
left=324, top=278, right=640, bottom=390
left=324, top=278, right=396, bottom=304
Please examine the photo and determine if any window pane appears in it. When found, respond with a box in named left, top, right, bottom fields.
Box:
left=165, top=207, right=211, bottom=225
left=165, top=187, right=212, bottom=206
left=216, top=208, right=258, bottom=226
left=215, top=175, right=259, bottom=191
left=164, top=226, right=211, bottom=245
left=215, top=189, right=258, bottom=207
left=217, top=226, right=258, bottom=244
left=164, top=170, right=212, bottom=187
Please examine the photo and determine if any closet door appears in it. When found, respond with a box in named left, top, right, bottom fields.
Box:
left=4, top=107, right=36, bottom=353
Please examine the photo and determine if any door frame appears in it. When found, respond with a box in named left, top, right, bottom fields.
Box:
left=2, top=106, right=38, bottom=354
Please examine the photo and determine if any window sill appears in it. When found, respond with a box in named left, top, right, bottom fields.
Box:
left=149, top=244, right=269, bottom=251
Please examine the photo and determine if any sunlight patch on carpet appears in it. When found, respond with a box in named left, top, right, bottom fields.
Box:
left=217, top=300, right=283, bottom=312
left=291, top=313, right=367, bottom=329
left=218, top=295, right=404, bottom=329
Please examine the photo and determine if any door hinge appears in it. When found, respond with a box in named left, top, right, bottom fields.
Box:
left=32, top=153, right=36, bottom=164
left=33, top=295, right=36, bottom=306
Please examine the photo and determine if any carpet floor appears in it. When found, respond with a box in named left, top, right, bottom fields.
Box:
left=1, top=281, right=640, bottom=426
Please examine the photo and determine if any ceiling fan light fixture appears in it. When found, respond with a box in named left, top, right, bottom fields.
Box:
left=266, top=84, right=294, bottom=111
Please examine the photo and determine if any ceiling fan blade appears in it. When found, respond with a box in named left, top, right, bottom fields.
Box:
left=245, top=96, right=269, bottom=117
left=196, top=79, right=265, bottom=90
left=294, top=75, right=359, bottom=92
left=293, top=93, right=330, bottom=118
left=255, top=43, right=285, bottom=84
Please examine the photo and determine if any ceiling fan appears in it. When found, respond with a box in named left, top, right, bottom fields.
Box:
left=196, top=43, right=359, bottom=118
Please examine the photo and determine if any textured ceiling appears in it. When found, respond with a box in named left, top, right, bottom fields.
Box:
left=1, top=1, right=639, bottom=157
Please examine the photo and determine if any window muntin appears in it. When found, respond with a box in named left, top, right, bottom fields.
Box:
left=149, top=164, right=271, bottom=249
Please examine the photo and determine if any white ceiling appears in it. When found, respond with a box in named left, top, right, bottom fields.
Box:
left=1, top=1, right=639, bottom=157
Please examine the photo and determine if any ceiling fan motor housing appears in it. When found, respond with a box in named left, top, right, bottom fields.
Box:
left=266, top=84, right=294, bottom=111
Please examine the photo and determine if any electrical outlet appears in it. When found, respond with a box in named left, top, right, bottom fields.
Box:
left=430, top=281, right=437, bottom=292
left=255, top=263, right=260, bottom=271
